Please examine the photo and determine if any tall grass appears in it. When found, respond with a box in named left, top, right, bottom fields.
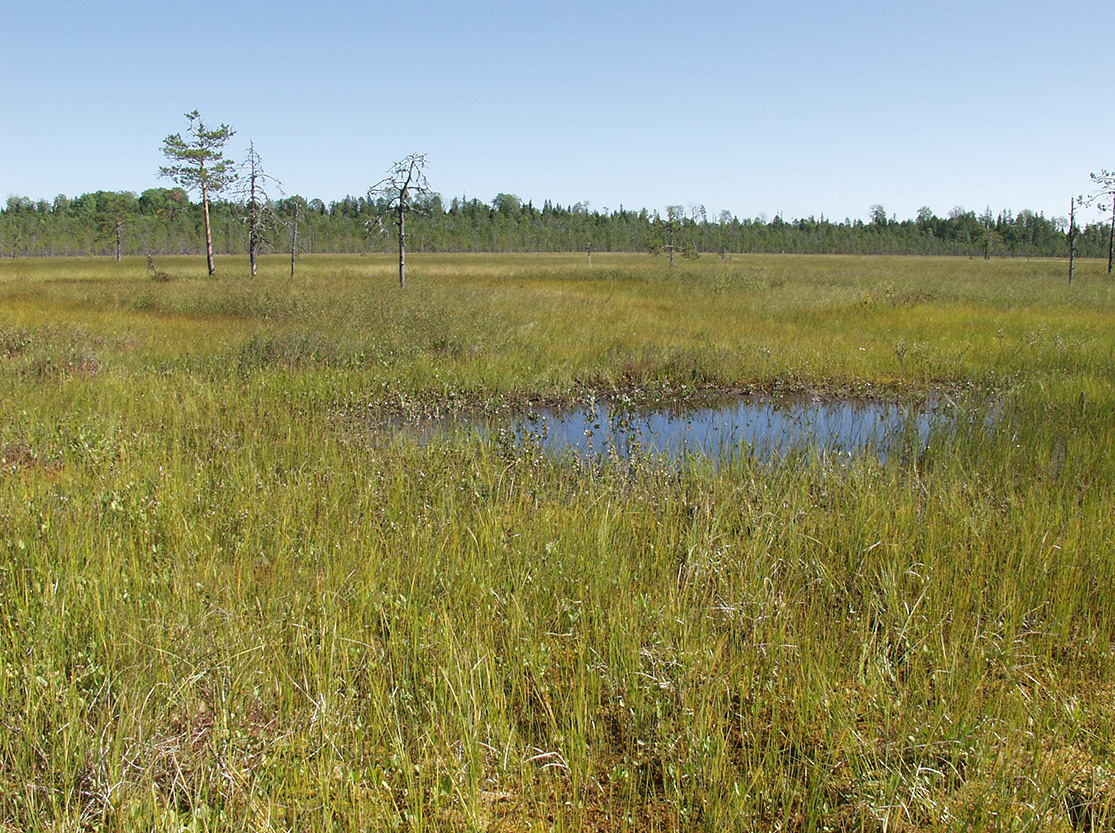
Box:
left=1, top=253, right=1113, bottom=830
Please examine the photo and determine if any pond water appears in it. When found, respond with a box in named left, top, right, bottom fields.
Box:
left=390, top=394, right=985, bottom=465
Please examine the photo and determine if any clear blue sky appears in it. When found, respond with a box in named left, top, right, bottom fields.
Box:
left=3, top=0, right=1112, bottom=224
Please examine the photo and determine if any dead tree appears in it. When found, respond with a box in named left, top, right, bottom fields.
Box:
left=1068, top=195, right=1083, bottom=285
left=1090, top=169, right=1115, bottom=274
left=367, top=153, right=432, bottom=289
left=276, top=196, right=308, bottom=279
left=237, top=142, right=281, bottom=277
left=289, top=199, right=300, bottom=279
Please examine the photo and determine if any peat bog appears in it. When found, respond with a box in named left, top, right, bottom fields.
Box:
left=1, top=253, right=1113, bottom=832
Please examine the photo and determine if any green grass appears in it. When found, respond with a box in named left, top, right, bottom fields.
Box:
left=1, top=253, right=1114, bottom=831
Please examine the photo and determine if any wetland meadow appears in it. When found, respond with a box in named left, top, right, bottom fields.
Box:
left=2, top=252, right=1114, bottom=831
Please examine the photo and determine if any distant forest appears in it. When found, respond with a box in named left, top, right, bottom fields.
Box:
left=2, top=189, right=1110, bottom=260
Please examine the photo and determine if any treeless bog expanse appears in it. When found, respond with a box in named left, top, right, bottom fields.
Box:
left=2, top=253, right=1114, bottom=831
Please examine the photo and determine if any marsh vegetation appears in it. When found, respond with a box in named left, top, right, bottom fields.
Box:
left=385, top=394, right=976, bottom=467
left=1, top=253, right=1113, bottom=831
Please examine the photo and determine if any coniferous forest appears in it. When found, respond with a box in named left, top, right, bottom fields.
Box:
left=2, top=188, right=1108, bottom=260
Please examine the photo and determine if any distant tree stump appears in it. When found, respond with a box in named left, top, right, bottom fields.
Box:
left=147, top=255, right=169, bottom=281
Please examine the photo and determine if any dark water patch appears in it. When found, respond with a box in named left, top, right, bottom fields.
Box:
left=382, top=394, right=992, bottom=465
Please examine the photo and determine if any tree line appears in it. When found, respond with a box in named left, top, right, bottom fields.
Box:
left=2, top=111, right=1112, bottom=264
left=4, top=190, right=1111, bottom=261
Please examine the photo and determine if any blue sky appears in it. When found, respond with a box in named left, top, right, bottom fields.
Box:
left=3, top=0, right=1112, bottom=223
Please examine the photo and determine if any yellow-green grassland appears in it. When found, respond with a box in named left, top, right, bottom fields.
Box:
left=2, top=253, right=1114, bottom=831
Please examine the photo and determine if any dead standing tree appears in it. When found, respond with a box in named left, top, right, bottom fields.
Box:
left=286, top=196, right=307, bottom=279
left=368, top=153, right=431, bottom=289
left=1068, top=194, right=1083, bottom=285
left=1090, top=169, right=1115, bottom=274
left=237, top=142, right=281, bottom=276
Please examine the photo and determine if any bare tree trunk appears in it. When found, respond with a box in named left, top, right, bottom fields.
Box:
left=398, top=202, right=406, bottom=289
left=248, top=156, right=258, bottom=276
left=290, top=204, right=299, bottom=279
left=114, top=219, right=122, bottom=261
left=1108, top=201, right=1114, bottom=275
left=202, top=180, right=215, bottom=276
left=1068, top=197, right=1077, bottom=285
left=249, top=195, right=258, bottom=276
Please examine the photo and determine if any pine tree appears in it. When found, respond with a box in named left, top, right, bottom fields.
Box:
left=159, top=111, right=236, bottom=276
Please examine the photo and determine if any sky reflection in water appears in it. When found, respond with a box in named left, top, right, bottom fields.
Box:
left=395, top=395, right=976, bottom=465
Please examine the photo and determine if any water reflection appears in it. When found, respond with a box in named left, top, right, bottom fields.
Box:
left=390, top=394, right=981, bottom=464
